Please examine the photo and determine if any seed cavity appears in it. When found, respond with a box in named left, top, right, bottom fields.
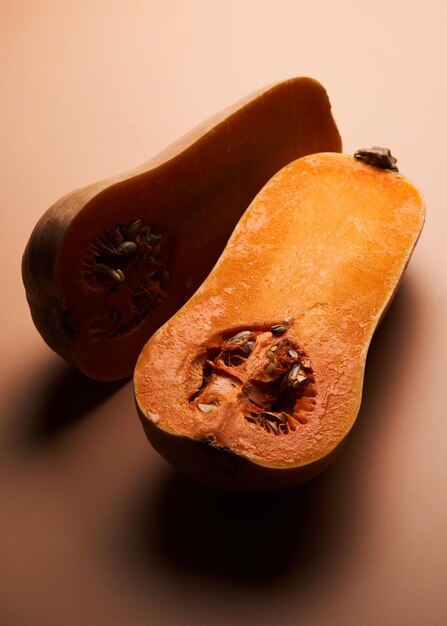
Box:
left=83, top=219, right=170, bottom=340
left=189, top=325, right=316, bottom=435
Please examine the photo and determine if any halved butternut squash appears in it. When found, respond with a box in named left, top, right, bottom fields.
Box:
left=22, top=77, right=341, bottom=380
left=134, top=149, right=425, bottom=491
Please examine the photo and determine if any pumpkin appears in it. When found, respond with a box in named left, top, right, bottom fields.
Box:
left=134, top=149, right=425, bottom=491
left=22, top=77, right=341, bottom=380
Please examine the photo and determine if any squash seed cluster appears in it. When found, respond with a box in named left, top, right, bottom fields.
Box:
left=191, top=324, right=316, bottom=436
left=83, top=220, right=169, bottom=338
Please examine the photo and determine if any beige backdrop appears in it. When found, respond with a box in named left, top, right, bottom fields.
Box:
left=1, top=1, right=446, bottom=625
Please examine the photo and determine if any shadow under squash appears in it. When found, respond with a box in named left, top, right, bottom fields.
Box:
left=122, top=458, right=352, bottom=593
left=154, top=471, right=313, bottom=583
left=119, top=276, right=422, bottom=592
left=12, top=359, right=126, bottom=449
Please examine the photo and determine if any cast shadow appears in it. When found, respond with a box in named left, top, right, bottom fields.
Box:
left=12, top=358, right=127, bottom=448
left=346, top=273, right=423, bottom=449
left=119, top=276, right=421, bottom=590
left=148, top=471, right=324, bottom=584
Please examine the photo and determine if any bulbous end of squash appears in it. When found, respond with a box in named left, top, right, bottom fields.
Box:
left=22, top=77, right=342, bottom=380
left=134, top=150, right=425, bottom=491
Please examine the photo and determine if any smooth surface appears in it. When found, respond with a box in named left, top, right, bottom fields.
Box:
left=1, top=2, right=446, bottom=625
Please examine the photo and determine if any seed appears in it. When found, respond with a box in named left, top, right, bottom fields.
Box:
left=289, top=364, right=300, bottom=380
left=295, top=371, right=308, bottom=386
left=284, top=316, right=295, bottom=325
left=264, top=420, right=273, bottom=433
left=110, top=268, right=125, bottom=282
left=126, top=220, right=142, bottom=239
left=198, top=403, right=215, bottom=413
left=301, top=356, right=312, bottom=370
left=112, top=228, right=124, bottom=247
left=95, top=263, right=125, bottom=282
left=269, top=420, right=279, bottom=435
left=227, top=330, right=251, bottom=344
left=261, top=411, right=281, bottom=423
left=271, top=324, right=287, bottom=335
left=149, top=233, right=162, bottom=245
left=265, top=362, right=276, bottom=375
left=117, top=241, right=138, bottom=255
left=288, top=349, right=299, bottom=359
left=240, top=341, right=254, bottom=355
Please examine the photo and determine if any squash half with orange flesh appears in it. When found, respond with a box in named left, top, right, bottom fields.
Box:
left=22, top=77, right=341, bottom=381
left=134, top=150, right=425, bottom=491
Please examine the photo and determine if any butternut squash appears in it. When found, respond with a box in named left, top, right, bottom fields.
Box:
left=134, top=149, right=425, bottom=491
left=22, top=77, right=341, bottom=380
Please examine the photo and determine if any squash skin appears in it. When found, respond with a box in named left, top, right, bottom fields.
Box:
left=134, top=152, right=425, bottom=492
left=140, top=415, right=346, bottom=492
left=21, top=77, right=341, bottom=381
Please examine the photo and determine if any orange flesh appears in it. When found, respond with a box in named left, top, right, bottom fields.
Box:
left=22, top=77, right=341, bottom=380
left=135, top=153, right=425, bottom=472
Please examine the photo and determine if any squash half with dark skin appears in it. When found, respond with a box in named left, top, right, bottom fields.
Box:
left=134, top=150, right=425, bottom=492
left=22, top=77, right=341, bottom=381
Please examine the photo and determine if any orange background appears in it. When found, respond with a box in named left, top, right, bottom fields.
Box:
left=1, top=2, right=446, bottom=625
